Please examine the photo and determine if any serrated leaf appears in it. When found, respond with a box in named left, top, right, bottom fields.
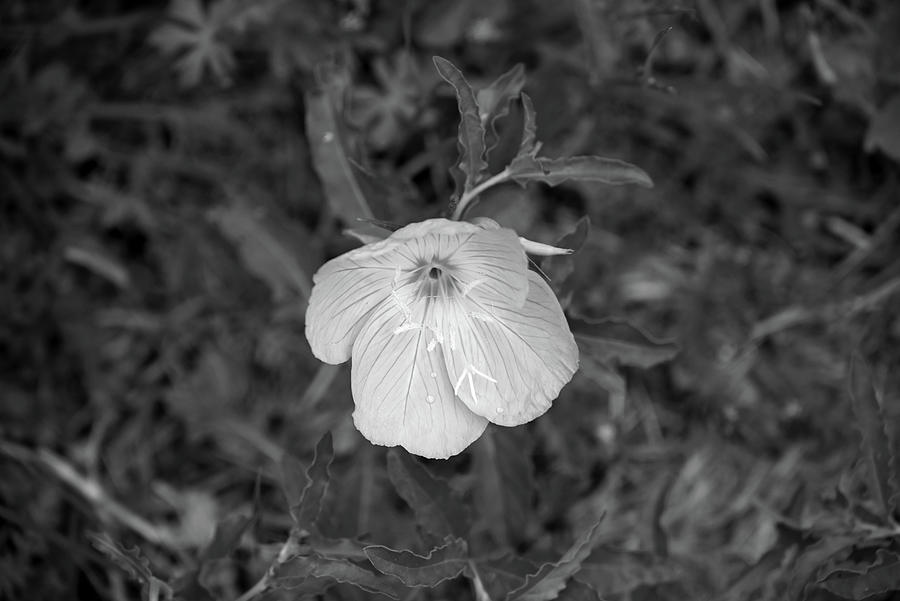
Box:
left=201, top=512, right=254, bottom=561
left=509, top=522, right=604, bottom=601
left=365, top=538, right=469, bottom=587
left=473, top=427, right=534, bottom=547
left=819, top=550, right=900, bottom=600
left=571, top=317, right=678, bottom=369
left=574, top=547, right=683, bottom=597
left=848, top=355, right=899, bottom=520
left=210, top=201, right=312, bottom=302
left=305, top=79, right=376, bottom=222
left=290, top=432, right=334, bottom=531
left=89, top=533, right=154, bottom=587
left=386, top=449, right=472, bottom=540
left=272, top=553, right=403, bottom=599
left=433, top=56, right=487, bottom=197
left=509, top=154, right=653, bottom=188
left=477, top=63, right=526, bottom=153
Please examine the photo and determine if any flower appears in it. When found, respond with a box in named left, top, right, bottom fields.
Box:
left=305, top=218, right=578, bottom=459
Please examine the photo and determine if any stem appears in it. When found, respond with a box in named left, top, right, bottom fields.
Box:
left=233, top=574, right=270, bottom=601
left=451, top=168, right=511, bottom=220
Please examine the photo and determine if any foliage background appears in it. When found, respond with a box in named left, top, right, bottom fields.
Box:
left=1, top=0, right=899, bottom=599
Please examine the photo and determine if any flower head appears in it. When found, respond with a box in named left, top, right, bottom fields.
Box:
left=305, top=218, right=578, bottom=458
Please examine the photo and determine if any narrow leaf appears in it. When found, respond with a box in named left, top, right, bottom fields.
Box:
left=281, top=452, right=308, bottom=511
left=304, top=84, right=376, bottom=221
left=272, top=553, right=403, bottom=599
left=477, top=63, right=526, bottom=152
left=509, top=155, right=653, bottom=188
left=555, top=579, right=603, bottom=601
left=542, top=216, right=590, bottom=301
left=509, top=522, right=604, bottom=601
left=210, top=201, right=313, bottom=302
left=89, top=533, right=154, bottom=587
left=202, top=512, right=254, bottom=560
left=571, top=317, right=678, bottom=369
left=365, top=538, right=469, bottom=587
left=471, top=554, right=539, bottom=601
left=518, top=93, right=539, bottom=157
left=848, top=355, right=899, bottom=520
left=433, top=56, right=487, bottom=196
left=386, top=449, right=472, bottom=540
left=819, top=550, right=900, bottom=600
left=473, top=427, right=534, bottom=547
left=574, top=547, right=683, bottom=597
left=291, top=432, right=334, bottom=531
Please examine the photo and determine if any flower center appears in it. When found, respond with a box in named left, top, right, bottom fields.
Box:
left=427, top=266, right=442, bottom=279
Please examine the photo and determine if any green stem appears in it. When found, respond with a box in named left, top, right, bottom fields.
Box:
left=451, top=168, right=511, bottom=220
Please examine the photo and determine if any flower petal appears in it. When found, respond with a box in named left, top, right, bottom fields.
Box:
left=448, top=227, right=529, bottom=308
left=438, top=271, right=578, bottom=426
left=305, top=239, right=417, bottom=364
left=350, top=297, right=488, bottom=459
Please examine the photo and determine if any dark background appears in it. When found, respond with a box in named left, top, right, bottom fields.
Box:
left=1, top=0, right=899, bottom=599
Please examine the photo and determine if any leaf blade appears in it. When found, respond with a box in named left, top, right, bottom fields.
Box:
left=365, top=538, right=469, bottom=587
left=848, top=355, right=899, bottom=520
left=509, top=522, right=604, bottom=601
left=386, top=449, right=472, bottom=540
left=572, top=317, right=679, bottom=369
left=290, top=432, right=335, bottom=531
left=304, top=78, right=376, bottom=221
left=508, top=155, right=653, bottom=188
left=433, top=56, right=487, bottom=197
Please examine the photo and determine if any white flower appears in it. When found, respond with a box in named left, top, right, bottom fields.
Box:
left=305, top=218, right=578, bottom=459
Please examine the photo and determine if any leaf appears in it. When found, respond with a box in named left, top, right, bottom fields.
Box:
left=201, top=512, right=254, bottom=561
left=304, top=77, right=376, bottom=222
left=148, top=0, right=273, bottom=87
left=473, top=427, right=535, bottom=547
left=290, top=432, right=334, bottom=531
left=788, top=534, right=859, bottom=601
left=509, top=522, right=604, bottom=601
left=209, top=201, right=312, bottom=302
left=555, top=579, right=603, bottom=601
left=89, top=533, right=154, bottom=587
left=574, top=547, right=683, bottom=597
left=864, top=95, right=900, bottom=163
left=471, top=554, right=539, bottom=601
left=365, top=538, right=469, bottom=587
left=477, top=63, right=526, bottom=151
left=847, top=355, right=899, bottom=520
left=542, top=216, right=590, bottom=302
left=508, top=154, right=653, bottom=188
left=386, top=449, right=472, bottom=540
left=281, top=452, right=308, bottom=511
left=272, top=553, right=404, bottom=599
left=571, top=317, right=679, bottom=369
left=518, top=93, right=539, bottom=157
left=433, top=56, right=487, bottom=197
left=819, top=550, right=900, bottom=599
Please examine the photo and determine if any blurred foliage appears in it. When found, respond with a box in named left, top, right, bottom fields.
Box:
left=1, top=0, right=900, bottom=600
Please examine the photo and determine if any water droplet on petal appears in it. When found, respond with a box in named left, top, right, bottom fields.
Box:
left=496, top=407, right=504, bottom=414
left=426, top=395, right=435, bottom=404
left=430, top=372, right=437, bottom=378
